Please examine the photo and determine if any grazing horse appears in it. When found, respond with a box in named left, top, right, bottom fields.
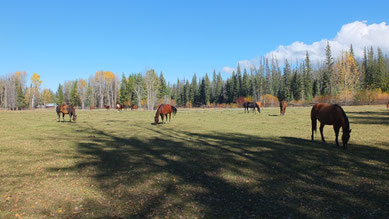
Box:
left=311, top=103, right=351, bottom=149
left=90, top=106, right=95, bottom=110
left=116, top=103, right=123, bottom=111
left=243, top=101, right=260, bottom=113
left=255, top=101, right=265, bottom=111
left=280, top=101, right=287, bottom=115
left=104, top=105, right=110, bottom=110
left=56, top=104, right=77, bottom=122
left=131, top=105, right=138, bottom=110
left=154, top=104, right=177, bottom=124
left=387, top=101, right=389, bottom=108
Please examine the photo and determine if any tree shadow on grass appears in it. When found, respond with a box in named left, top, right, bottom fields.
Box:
left=347, top=110, right=389, bottom=126
left=48, top=126, right=389, bottom=218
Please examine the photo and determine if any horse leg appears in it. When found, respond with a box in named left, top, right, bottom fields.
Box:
left=161, top=114, right=164, bottom=124
left=165, top=114, right=168, bottom=123
left=333, top=125, right=340, bottom=146
left=69, top=114, right=72, bottom=122
left=62, top=113, right=65, bottom=122
left=320, top=123, right=326, bottom=143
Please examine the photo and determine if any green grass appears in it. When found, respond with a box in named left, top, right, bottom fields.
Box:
left=0, top=106, right=388, bottom=218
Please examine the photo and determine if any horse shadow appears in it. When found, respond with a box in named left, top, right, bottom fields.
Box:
left=46, top=125, right=389, bottom=218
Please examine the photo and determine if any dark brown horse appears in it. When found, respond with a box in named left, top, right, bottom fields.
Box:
left=56, top=104, right=77, bottom=122
left=311, top=103, right=351, bottom=148
left=280, top=101, right=287, bottom=115
left=104, top=105, right=110, bottom=110
left=243, top=101, right=260, bottom=113
left=154, top=104, right=177, bottom=124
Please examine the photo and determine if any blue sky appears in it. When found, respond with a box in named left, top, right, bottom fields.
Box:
left=1, top=0, right=389, bottom=91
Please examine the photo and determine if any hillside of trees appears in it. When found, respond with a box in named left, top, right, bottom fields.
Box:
left=1, top=43, right=389, bottom=110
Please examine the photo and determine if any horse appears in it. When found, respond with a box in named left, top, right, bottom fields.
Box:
left=90, top=106, right=95, bottom=110
left=131, top=105, right=138, bottom=110
left=116, top=103, right=123, bottom=111
left=280, top=101, right=287, bottom=115
left=154, top=104, right=177, bottom=124
left=104, top=105, right=110, bottom=110
left=387, top=101, right=389, bottom=108
left=255, top=101, right=265, bottom=111
left=243, top=101, right=260, bottom=113
left=56, top=104, right=77, bottom=122
left=311, top=103, right=351, bottom=149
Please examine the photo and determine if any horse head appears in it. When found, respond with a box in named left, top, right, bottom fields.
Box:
left=342, top=129, right=351, bottom=148
left=154, top=115, right=159, bottom=125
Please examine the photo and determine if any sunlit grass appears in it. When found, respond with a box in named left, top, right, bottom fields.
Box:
left=0, top=106, right=388, bottom=218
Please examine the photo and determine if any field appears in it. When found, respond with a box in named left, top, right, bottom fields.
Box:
left=0, top=105, right=388, bottom=218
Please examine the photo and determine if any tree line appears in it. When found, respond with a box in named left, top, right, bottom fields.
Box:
left=1, top=43, right=388, bottom=110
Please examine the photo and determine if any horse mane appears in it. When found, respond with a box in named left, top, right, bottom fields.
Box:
left=333, top=104, right=349, bottom=130
left=155, top=104, right=163, bottom=117
left=171, top=106, right=177, bottom=115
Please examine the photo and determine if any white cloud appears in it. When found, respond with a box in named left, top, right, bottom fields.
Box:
left=221, top=66, right=236, bottom=74
left=222, top=21, right=389, bottom=72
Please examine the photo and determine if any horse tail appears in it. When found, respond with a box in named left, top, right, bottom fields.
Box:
left=171, top=106, right=177, bottom=115
left=311, top=105, right=317, bottom=133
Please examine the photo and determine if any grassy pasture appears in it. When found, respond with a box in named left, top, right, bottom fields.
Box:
left=0, top=106, right=388, bottom=218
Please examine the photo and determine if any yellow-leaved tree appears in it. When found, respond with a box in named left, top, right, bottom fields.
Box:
left=30, top=73, right=42, bottom=108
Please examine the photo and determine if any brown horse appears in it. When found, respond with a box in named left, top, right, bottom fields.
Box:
left=131, top=105, right=138, bottom=110
left=154, top=104, right=177, bottom=124
left=255, top=101, right=265, bottom=111
left=104, top=105, right=110, bottom=110
left=90, top=106, right=95, bottom=110
left=387, top=101, right=389, bottom=108
left=116, top=103, right=123, bottom=111
left=56, top=104, right=77, bottom=122
left=280, top=101, right=287, bottom=115
left=311, top=103, right=351, bottom=149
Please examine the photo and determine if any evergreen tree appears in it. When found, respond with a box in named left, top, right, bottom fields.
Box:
left=216, top=72, right=223, bottom=103
left=183, top=80, right=190, bottom=105
left=265, top=58, right=272, bottom=95
left=119, top=73, right=127, bottom=104
left=70, top=81, right=81, bottom=106
left=282, top=59, right=292, bottom=101
left=291, top=69, right=303, bottom=100
left=158, top=71, right=168, bottom=99
left=56, top=83, right=64, bottom=105
left=303, top=51, right=313, bottom=100
left=211, top=70, right=217, bottom=103
left=242, top=68, right=250, bottom=97
left=375, top=47, right=385, bottom=89
left=204, top=73, right=211, bottom=104
left=321, top=42, right=333, bottom=95
left=16, top=83, right=26, bottom=109
left=189, top=74, right=198, bottom=105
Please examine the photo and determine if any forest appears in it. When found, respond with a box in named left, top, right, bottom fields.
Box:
left=1, top=43, right=389, bottom=110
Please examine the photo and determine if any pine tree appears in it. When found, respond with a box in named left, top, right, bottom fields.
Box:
left=282, top=59, right=292, bottom=101
left=56, top=84, right=64, bottom=105
left=303, top=51, right=313, bottom=100
left=321, top=42, right=333, bottom=95
left=265, top=58, right=272, bottom=95
left=216, top=72, right=223, bottom=103
left=375, top=47, right=385, bottom=89
left=159, top=71, right=168, bottom=99
left=119, top=73, right=127, bottom=105
left=16, top=83, right=26, bottom=109
left=189, top=74, right=198, bottom=105
left=70, top=81, right=81, bottom=106
left=242, top=68, right=250, bottom=97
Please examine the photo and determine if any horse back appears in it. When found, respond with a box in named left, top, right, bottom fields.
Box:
left=312, top=103, right=341, bottom=125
